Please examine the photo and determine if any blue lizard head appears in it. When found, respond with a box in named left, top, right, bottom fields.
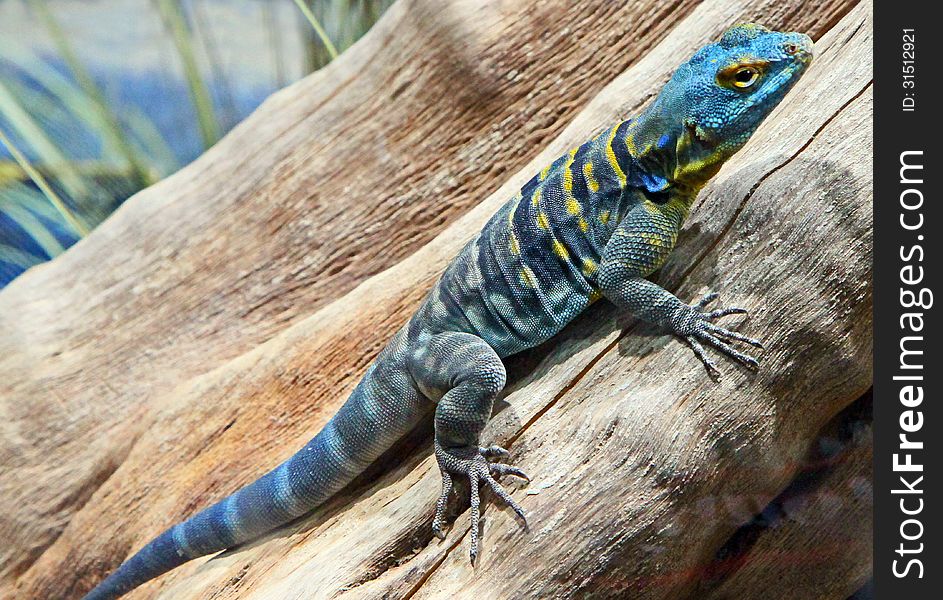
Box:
left=631, top=24, right=812, bottom=188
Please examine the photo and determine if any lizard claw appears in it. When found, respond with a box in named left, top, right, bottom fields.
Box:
left=432, top=471, right=451, bottom=540
left=433, top=442, right=528, bottom=561
left=692, top=291, right=720, bottom=311
left=478, top=445, right=510, bottom=460
left=674, top=292, right=762, bottom=375
left=685, top=335, right=721, bottom=379
left=489, top=462, right=530, bottom=482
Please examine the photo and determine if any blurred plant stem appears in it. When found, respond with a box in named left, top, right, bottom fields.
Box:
left=27, top=0, right=154, bottom=188
left=0, top=241, right=45, bottom=268
left=293, top=0, right=339, bottom=60
left=190, top=0, right=237, bottom=129
left=0, top=79, right=92, bottom=200
left=0, top=127, right=88, bottom=237
left=154, top=0, right=220, bottom=148
left=0, top=182, right=67, bottom=258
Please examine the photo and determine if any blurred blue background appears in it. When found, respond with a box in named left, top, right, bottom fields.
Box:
left=0, top=0, right=391, bottom=286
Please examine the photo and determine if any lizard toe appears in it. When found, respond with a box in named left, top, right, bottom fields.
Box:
left=478, top=445, right=510, bottom=460
left=695, top=329, right=760, bottom=369
left=434, top=443, right=528, bottom=562
left=674, top=293, right=763, bottom=374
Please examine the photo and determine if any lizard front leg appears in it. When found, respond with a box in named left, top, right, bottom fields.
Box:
left=408, top=332, right=528, bottom=562
left=598, top=200, right=762, bottom=377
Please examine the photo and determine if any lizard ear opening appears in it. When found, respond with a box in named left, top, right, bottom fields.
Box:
left=684, top=119, right=714, bottom=146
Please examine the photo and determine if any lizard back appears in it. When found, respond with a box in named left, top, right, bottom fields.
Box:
left=410, top=120, right=646, bottom=357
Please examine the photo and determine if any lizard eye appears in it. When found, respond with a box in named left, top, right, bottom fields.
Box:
left=732, top=66, right=760, bottom=88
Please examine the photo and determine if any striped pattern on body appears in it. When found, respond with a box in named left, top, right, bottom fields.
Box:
left=411, top=118, right=662, bottom=358
left=84, top=118, right=680, bottom=600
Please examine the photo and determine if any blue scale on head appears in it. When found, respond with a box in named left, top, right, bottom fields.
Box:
left=622, top=23, right=813, bottom=187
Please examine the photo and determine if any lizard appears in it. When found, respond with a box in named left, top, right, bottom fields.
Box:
left=84, top=23, right=812, bottom=599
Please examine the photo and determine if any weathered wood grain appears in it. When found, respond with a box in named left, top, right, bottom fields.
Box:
left=1, top=0, right=869, bottom=598
left=4, top=0, right=721, bottom=585
left=699, top=393, right=873, bottom=600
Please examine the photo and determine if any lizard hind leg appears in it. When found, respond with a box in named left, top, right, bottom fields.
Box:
left=408, top=332, right=529, bottom=562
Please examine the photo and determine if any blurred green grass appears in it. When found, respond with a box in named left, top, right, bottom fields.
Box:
left=0, top=0, right=393, bottom=287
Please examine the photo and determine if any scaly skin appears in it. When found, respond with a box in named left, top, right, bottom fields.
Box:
left=84, top=24, right=812, bottom=599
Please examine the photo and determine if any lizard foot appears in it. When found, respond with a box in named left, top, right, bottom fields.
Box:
left=432, top=442, right=529, bottom=563
left=672, top=292, right=763, bottom=377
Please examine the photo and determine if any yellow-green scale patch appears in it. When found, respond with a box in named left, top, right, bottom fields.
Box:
left=605, top=124, right=627, bottom=187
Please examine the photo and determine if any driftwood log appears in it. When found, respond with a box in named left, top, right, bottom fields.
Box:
left=0, top=0, right=872, bottom=598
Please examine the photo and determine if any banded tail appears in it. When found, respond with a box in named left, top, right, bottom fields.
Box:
left=85, top=352, right=427, bottom=600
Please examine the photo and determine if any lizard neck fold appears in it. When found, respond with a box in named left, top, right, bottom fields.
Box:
left=623, top=102, right=719, bottom=197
